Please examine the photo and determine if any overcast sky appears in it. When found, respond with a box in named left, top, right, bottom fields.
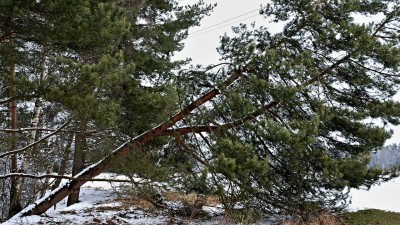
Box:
left=175, top=0, right=267, bottom=65
left=175, top=1, right=400, bottom=145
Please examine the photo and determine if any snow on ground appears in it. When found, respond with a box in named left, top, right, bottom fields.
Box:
left=3, top=174, right=400, bottom=224
left=3, top=173, right=246, bottom=225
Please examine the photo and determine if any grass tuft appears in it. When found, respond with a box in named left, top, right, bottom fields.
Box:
left=279, top=213, right=345, bottom=225
left=343, top=209, right=400, bottom=225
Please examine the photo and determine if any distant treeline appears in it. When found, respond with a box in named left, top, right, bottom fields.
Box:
left=370, top=144, right=400, bottom=169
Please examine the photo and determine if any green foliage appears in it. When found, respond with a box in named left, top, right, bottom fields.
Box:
left=210, top=138, right=269, bottom=192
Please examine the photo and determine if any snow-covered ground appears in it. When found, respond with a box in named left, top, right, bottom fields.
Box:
left=3, top=174, right=400, bottom=224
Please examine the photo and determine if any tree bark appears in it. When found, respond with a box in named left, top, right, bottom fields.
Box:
left=14, top=97, right=43, bottom=206
left=53, top=134, right=74, bottom=190
left=67, top=120, right=87, bottom=206
left=6, top=16, right=23, bottom=219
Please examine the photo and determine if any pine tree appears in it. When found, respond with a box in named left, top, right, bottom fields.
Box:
left=0, top=0, right=213, bottom=220
left=189, top=0, right=400, bottom=218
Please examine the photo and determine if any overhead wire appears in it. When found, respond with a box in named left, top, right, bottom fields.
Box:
left=188, top=14, right=262, bottom=38
left=187, top=7, right=264, bottom=38
left=189, top=8, right=262, bottom=35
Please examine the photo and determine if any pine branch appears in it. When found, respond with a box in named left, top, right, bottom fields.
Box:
left=349, top=59, right=400, bottom=78
left=160, top=101, right=280, bottom=136
left=0, top=94, right=41, bottom=105
left=0, top=33, right=8, bottom=42
left=173, top=135, right=208, bottom=166
left=298, top=14, right=396, bottom=90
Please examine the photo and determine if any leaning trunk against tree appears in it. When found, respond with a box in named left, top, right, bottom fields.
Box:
left=67, top=120, right=87, bottom=206
left=14, top=69, right=242, bottom=217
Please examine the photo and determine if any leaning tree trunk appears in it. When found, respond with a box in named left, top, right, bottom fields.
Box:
left=15, top=69, right=243, bottom=217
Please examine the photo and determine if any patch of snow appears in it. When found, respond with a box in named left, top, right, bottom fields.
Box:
left=95, top=202, right=122, bottom=208
left=348, top=176, right=400, bottom=212
left=202, top=204, right=224, bottom=216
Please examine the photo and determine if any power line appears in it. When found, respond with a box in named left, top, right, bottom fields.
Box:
left=188, top=7, right=264, bottom=37
left=188, top=14, right=261, bottom=39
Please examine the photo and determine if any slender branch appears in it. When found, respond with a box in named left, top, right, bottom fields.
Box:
left=0, top=173, right=133, bottom=183
left=0, top=128, right=60, bottom=133
left=349, top=59, right=400, bottom=78
left=124, top=173, right=167, bottom=209
left=298, top=52, right=353, bottom=90
left=162, top=125, right=217, bottom=135
left=0, top=94, right=41, bottom=105
left=205, top=62, right=233, bottom=72
left=173, top=135, right=208, bottom=166
left=0, top=97, right=12, bottom=104
left=0, top=127, right=98, bottom=134
left=0, top=116, right=74, bottom=158
left=160, top=101, right=280, bottom=136
left=0, top=33, right=8, bottom=42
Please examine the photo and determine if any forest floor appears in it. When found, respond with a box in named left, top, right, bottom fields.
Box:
left=3, top=174, right=400, bottom=225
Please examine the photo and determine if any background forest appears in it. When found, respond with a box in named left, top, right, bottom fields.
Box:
left=1, top=0, right=400, bottom=223
left=370, top=144, right=400, bottom=169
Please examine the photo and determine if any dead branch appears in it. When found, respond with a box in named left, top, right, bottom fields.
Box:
left=0, top=116, right=74, bottom=158
left=173, top=135, right=208, bottom=166
left=0, top=173, right=133, bottom=183
left=0, top=127, right=98, bottom=134
left=0, top=97, right=12, bottom=104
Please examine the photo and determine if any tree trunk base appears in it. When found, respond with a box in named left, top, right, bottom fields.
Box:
left=67, top=189, right=81, bottom=207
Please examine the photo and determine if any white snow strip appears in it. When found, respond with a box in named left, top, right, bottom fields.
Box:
left=348, top=176, right=400, bottom=212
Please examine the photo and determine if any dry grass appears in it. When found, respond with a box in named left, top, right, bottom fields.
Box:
left=91, top=196, right=158, bottom=213
left=280, top=213, right=345, bottom=225
left=221, top=208, right=262, bottom=225
left=117, top=197, right=156, bottom=210
left=163, top=192, right=220, bottom=206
